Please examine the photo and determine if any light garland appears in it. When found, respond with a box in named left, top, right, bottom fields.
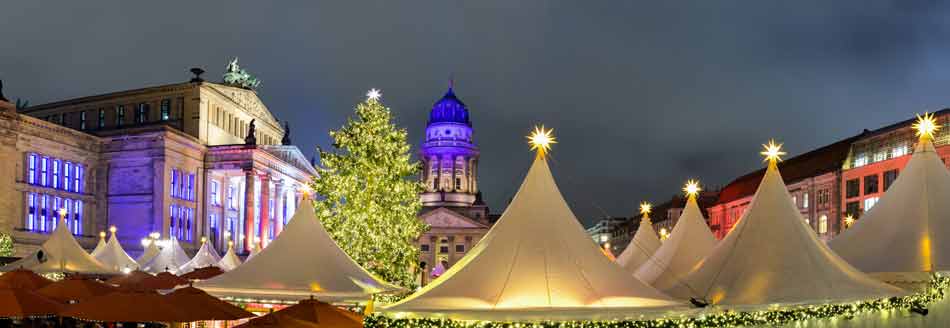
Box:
left=367, top=276, right=948, bottom=328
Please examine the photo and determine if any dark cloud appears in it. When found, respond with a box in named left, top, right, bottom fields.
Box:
left=3, top=1, right=949, bottom=225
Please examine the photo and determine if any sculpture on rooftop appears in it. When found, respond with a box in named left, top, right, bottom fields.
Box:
left=223, top=58, right=261, bottom=90
left=281, top=121, right=292, bottom=145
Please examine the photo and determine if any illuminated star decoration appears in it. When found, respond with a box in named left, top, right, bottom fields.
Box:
left=761, top=139, right=787, bottom=163
left=844, top=215, right=855, bottom=228
left=109, top=226, right=117, bottom=233
left=639, top=202, right=652, bottom=216
left=913, top=112, right=939, bottom=141
left=366, top=88, right=382, bottom=101
left=57, top=208, right=67, bottom=219
left=659, top=228, right=670, bottom=241
left=683, top=179, right=701, bottom=198
left=527, top=125, right=557, bottom=156
left=99, top=231, right=106, bottom=238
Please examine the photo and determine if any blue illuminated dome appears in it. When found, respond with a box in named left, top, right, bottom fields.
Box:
left=428, top=88, right=471, bottom=126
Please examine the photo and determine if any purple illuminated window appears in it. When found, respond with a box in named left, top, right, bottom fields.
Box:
left=73, top=200, right=82, bottom=235
left=26, top=193, right=36, bottom=230
left=28, top=154, right=36, bottom=184
left=40, top=194, right=48, bottom=232
left=64, top=162, right=71, bottom=191
left=170, top=170, right=178, bottom=198
left=40, top=157, right=48, bottom=186
left=75, top=165, right=83, bottom=192
left=52, top=160, right=60, bottom=189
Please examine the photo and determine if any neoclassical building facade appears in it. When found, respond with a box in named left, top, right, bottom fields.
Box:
left=415, top=85, right=495, bottom=284
left=3, top=69, right=315, bottom=257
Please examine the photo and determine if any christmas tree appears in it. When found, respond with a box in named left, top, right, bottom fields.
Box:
left=0, top=232, right=12, bottom=257
left=312, top=89, right=427, bottom=289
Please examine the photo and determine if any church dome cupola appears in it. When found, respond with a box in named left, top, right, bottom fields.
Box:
left=428, top=86, right=471, bottom=126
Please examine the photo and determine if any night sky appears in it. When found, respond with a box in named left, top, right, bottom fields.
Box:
left=3, top=1, right=950, bottom=225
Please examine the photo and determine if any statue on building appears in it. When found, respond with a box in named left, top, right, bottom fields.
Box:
left=223, top=58, right=261, bottom=90
left=189, top=67, right=205, bottom=83
left=0, top=80, right=8, bottom=102
left=281, top=121, right=292, bottom=145
left=245, top=119, right=257, bottom=145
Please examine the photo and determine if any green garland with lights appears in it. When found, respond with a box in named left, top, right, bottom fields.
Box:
left=367, top=276, right=948, bottom=328
left=312, top=91, right=428, bottom=290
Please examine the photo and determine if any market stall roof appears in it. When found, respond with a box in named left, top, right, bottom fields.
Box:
left=830, top=120, right=950, bottom=279
left=94, top=229, right=138, bottom=272
left=217, top=242, right=243, bottom=272
left=141, top=238, right=191, bottom=274
left=616, top=211, right=662, bottom=274
left=195, top=198, right=400, bottom=303
left=635, top=188, right=717, bottom=291
left=385, top=147, right=679, bottom=317
left=89, top=232, right=107, bottom=258
left=37, top=276, right=117, bottom=303
left=136, top=240, right=161, bottom=267
left=664, top=141, right=905, bottom=305
left=178, top=239, right=222, bottom=274
left=0, top=217, right=114, bottom=275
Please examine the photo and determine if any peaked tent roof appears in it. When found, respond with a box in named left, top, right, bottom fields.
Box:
left=90, top=234, right=107, bottom=258
left=95, top=231, right=139, bottom=272
left=665, top=158, right=904, bottom=305
left=385, top=156, right=678, bottom=318
left=141, top=238, right=191, bottom=274
left=635, top=197, right=716, bottom=291
left=179, top=241, right=223, bottom=274
left=616, top=217, right=662, bottom=274
left=830, top=139, right=950, bottom=276
left=195, top=198, right=400, bottom=302
left=217, top=244, right=243, bottom=272
left=0, top=217, right=115, bottom=275
left=136, top=241, right=161, bottom=267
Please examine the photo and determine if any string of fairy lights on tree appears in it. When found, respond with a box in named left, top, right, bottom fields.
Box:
left=310, top=88, right=428, bottom=289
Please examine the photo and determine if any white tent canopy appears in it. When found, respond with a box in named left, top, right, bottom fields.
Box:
left=830, top=139, right=950, bottom=278
left=635, top=196, right=716, bottom=291
left=141, top=237, right=191, bottom=274
left=217, top=243, right=242, bottom=272
left=179, top=240, right=222, bottom=273
left=385, top=155, right=678, bottom=317
left=616, top=216, right=662, bottom=275
left=664, top=157, right=904, bottom=305
left=94, top=230, right=138, bottom=272
left=90, top=233, right=107, bottom=258
left=1, top=217, right=114, bottom=275
left=195, top=197, right=400, bottom=303
left=136, top=240, right=161, bottom=267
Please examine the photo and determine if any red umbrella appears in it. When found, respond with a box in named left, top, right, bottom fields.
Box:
left=155, top=271, right=188, bottom=286
left=235, top=298, right=362, bottom=328
left=37, top=276, right=117, bottom=303
left=238, top=314, right=320, bottom=328
left=60, top=289, right=190, bottom=322
left=179, top=266, right=224, bottom=281
left=0, top=268, right=53, bottom=289
left=0, top=287, right=63, bottom=318
left=105, top=270, right=155, bottom=287
left=164, top=286, right=254, bottom=321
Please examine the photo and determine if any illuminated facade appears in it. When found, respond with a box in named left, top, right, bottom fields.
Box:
left=4, top=72, right=315, bottom=257
left=706, top=109, right=950, bottom=241
left=416, top=85, right=493, bottom=284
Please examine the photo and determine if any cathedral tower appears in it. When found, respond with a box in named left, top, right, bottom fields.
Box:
left=419, top=84, right=487, bottom=220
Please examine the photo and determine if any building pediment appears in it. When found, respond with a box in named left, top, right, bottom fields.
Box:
left=205, top=83, right=281, bottom=129
left=420, top=208, right=489, bottom=229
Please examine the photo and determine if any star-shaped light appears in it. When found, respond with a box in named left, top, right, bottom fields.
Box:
left=683, top=179, right=701, bottom=198
left=99, top=231, right=106, bottom=238
left=913, top=112, right=939, bottom=141
left=844, top=215, right=855, bottom=228
left=527, top=125, right=556, bottom=155
left=659, top=228, right=670, bottom=241
left=201, top=236, right=207, bottom=243
left=639, top=202, right=652, bottom=216
left=57, top=208, right=67, bottom=219
left=761, top=139, right=787, bottom=163
left=109, top=226, right=117, bottom=233
left=366, top=88, right=382, bottom=101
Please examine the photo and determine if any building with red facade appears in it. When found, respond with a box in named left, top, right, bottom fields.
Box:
left=706, top=109, right=950, bottom=240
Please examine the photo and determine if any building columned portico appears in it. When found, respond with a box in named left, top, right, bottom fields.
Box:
left=205, top=144, right=315, bottom=253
